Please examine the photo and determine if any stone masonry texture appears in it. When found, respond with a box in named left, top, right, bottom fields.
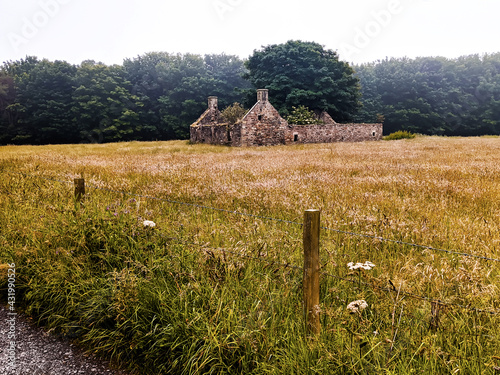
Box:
left=190, top=90, right=383, bottom=146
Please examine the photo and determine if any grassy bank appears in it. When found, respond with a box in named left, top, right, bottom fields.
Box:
left=1, top=137, right=500, bottom=374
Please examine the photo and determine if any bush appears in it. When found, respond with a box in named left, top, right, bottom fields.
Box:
left=286, top=105, right=321, bottom=125
left=221, top=103, right=247, bottom=124
left=384, top=130, right=416, bottom=140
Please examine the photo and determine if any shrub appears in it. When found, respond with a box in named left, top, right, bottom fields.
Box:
left=384, top=130, right=416, bottom=140
left=221, top=103, right=247, bottom=124
left=286, top=105, right=321, bottom=125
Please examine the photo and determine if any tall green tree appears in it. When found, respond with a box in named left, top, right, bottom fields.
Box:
left=72, top=61, right=143, bottom=143
left=123, top=52, right=249, bottom=140
left=203, top=53, right=252, bottom=107
left=244, top=40, right=362, bottom=121
left=355, top=54, right=500, bottom=136
left=0, top=71, right=17, bottom=144
left=155, top=53, right=215, bottom=139
left=123, top=52, right=174, bottom=140
left=3, top=57, right=77, bottom=144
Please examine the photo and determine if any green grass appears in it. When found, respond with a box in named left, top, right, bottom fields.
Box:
left=1, top=137, right=500, bottom=374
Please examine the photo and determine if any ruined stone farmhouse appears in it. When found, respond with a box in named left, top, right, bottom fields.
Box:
left=190, top=89, right=383, bottom=147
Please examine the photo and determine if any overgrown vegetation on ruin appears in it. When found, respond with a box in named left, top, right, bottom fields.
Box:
left=1, top=136, right=500, bottom=374
left=286, top=105, right=322, bottom=125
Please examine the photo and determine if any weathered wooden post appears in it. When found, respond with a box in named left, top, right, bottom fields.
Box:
left=303, top=209, right=321, bottom=337
left=74, top=178, right=85, bottom=202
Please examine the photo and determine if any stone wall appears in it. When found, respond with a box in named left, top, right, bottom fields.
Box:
left=191, top=121, right=383, bottom=146
left=231, top=123, right=242, bottom=146
left=239, top=92, right=288, bottom=146
left=287, top=123, right=383, bottom=144
left=190, top=124, right=231, bottom=145
left=190, top=96, right=235, bottom=145
left=190, top=90, right=383, bottom=147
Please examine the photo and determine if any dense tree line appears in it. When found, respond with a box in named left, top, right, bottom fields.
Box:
left=0, top=53, right=250, bottom=144
left=1, top=42, right=500, bottom=145
left=354, top=54, right=500, bottom=136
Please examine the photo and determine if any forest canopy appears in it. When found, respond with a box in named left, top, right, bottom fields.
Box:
left=1, top=42, right=500, bottom=145
left=0, top=53, right=251, bottom=145
left=354, top=54, right=500, bottom=136
left=244, top=40, right=361, bottom=122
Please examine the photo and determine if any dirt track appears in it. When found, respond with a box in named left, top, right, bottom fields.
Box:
left=0, top=304, right=132, bottom=375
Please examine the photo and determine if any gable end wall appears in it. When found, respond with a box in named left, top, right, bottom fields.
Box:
left=240, top=101, right=288, bottom=146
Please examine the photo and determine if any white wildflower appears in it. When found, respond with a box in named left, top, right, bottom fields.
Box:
left=346, top=300, right=368, bottom=314
left=312, top=304, right=321, bottom=314
left=347, top=261, right=375, bottom=270
left=143, top=220, right=156, bottom=228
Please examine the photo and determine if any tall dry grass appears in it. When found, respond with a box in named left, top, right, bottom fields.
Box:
left=1, top=136, right=500, bottom=374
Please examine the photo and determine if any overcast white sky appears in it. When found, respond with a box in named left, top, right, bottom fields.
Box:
left=1, top=0, right=499, bottom=66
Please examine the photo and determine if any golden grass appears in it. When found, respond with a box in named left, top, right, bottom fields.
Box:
left=2, top=136, right=500, bottom=373
left=3, top=136, right=500, bottom=249
left=4, top=137, right=500, bottom=299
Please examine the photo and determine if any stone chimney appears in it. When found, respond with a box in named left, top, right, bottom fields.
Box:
left=208, top=96, right=218, bottom=111
left=257, top=89, right=268, bottom=102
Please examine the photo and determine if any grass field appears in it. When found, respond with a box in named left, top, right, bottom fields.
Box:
left=1, top=136, right=500, bottom=374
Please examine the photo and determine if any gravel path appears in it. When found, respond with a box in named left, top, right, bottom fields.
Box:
left=0, top=304, right=133, bottom=375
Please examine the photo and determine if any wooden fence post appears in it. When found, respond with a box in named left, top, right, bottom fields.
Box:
left=303, top=209, right=321, bottom=337
left=74, top=178, right=85, bottom=202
